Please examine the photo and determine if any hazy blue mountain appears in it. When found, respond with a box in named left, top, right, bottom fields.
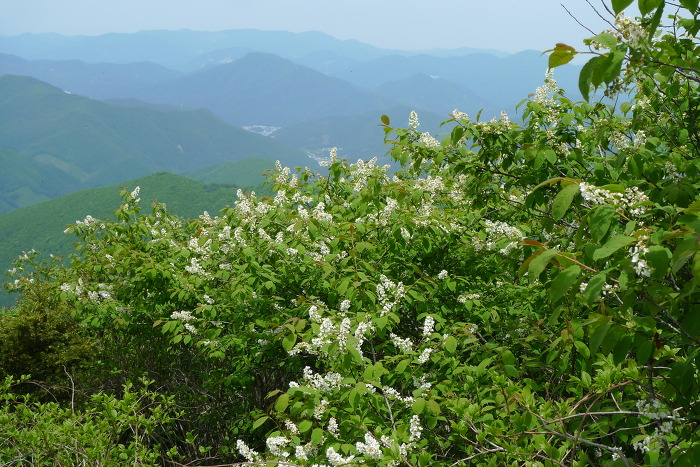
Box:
left=332, top=50, right=582, bottom=111
left=186, top=47, right=256, bottom=70
left=374, top=73, right=495, bottom=119
left=138, top=52, right=397, bottom=127
left=0, top=52, right=182, bottom=99
left=272, top=106, right=448, bottom=161
left=0, top=75, right=309, bottom=211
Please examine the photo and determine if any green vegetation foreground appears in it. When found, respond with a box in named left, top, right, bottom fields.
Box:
left=2, top=1, right=700, bottom=465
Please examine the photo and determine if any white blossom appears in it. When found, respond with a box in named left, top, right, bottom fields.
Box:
left=409, top=110, right=420, bottom=129
left=326, top=446, right=355, bottom=466
left=356, top=432, right=382, bottom=459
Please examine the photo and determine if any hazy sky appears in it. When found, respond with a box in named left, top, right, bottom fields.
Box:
left=1, top=0, right=619, bottom=53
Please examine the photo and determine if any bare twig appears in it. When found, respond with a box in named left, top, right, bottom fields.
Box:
left=561, top=3, right=597, bottom=35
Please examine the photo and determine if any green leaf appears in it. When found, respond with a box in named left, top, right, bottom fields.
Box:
left=552, top=183, right=580, bottom=221
left=252, top=416, right=270, bottom=431
left=395, top=359, right=409, bottom=375
left=349, top=387, right=361, bottom=409
left=574, top=340, right=591, bottom=360
left=589, top=320, right=612, bottom=356
left=591, top=32, right=618, bottom=49
left=584, top=272, right=607, bottom=305
left=646, top=246, right=671, bottom=278
left=504, top=365, right=520, bottom=378
left=579, top=56, right=600, bottom=101
left=612, top=0, right=634, bottom=13
left=528, top=249, right=559, bottom=283
left=589, top=205, right=618, bottom=242
left=593, top=235, right=635, bottom=261
left=428, top=399, right=441, bottom=415
left=502, top=349, right=516, bottom=366
left=680, top=0, right=700, bottom=11
left=311, top=428, right=324, bottom=445
left=548, top=43, right=577, bottom=69
left=603, top=50, right=626, bottom=84
left=275, top=393, right=289, bottom=413
left=443, top=335, right=458, bottom=354
left=282, top=333, right=297, bottom=351
left=550, top=265, right=581, bottom=303
left=381, top=114, right=390, bottom=125
left=639, top=0, right=663, bottom=15
left=636, top=340, right=654, bottom=364
left=413, top=397, right=427, bottom=414
left=297, top=419, right=313, bottom=433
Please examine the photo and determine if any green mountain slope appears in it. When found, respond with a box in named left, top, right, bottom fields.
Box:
left=0, top=172, right=256, bottom=308
left=184, top=158, right=276, bottom=186
left=0, top=75, right=309, bottom=212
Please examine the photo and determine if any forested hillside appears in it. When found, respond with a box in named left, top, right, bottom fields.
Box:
left=0, top=75, right=306, bottom=212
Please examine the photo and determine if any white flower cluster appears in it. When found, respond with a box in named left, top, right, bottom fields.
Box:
left=419, top=132, right=440, bottom=148
left=630, top=233, right=652, bottom=277
left=533, top=70, right=561, bottom=122
left=633, top=399, right=682, bottom=453
left=415, top=175, right=445, bottom=195
left=458, top=293, right=481, bottom=303
left=319, top=147, right=340, bottom=167
left=129, top=186, right=140, bottom=202
left=355, top=432, right=382, bottom=459
left=266, top=436, right=291, bottom=459
left=325, top=446, right=355, bottom=466
left=423, top=315, right=435, bottom=337
left=382, top=386, right=414, bottom=405
left=609, top=129, right=646, bottom=150
left=376, top=274, right=406, bottom=316
left=409, top=110, right=420, bottom=129
left=579, top=181, right=650, bottom=217
left=390, top=333, right=414, bottom=353
left=452, top=109, right=469, bottom=121
left=615, top=13, right=646, bottom=49
left=348, top=157, right=390, bottom=192
left=236, top=440, right=261, bottom=463
left=417, top=348, right=433, bottom=364
left=474, top=219, right=524, bottom=254
left=300, top=366, right=345, bottom=393
left=291, top=302, right=373, bottom=357
left=409, top=414, right=423, bottom=443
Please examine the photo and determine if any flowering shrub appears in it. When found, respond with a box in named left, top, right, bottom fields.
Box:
left=4, top=1, right=700, bottom=465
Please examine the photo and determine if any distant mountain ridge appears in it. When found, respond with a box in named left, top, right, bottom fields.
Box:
left=0, top=29, right=509, bottom=71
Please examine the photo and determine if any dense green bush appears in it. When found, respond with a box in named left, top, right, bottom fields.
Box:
left=3, top=1, right=700, bottom=465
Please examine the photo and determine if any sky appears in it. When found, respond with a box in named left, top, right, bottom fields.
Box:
left=1, top=0, right=620, bottom=53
